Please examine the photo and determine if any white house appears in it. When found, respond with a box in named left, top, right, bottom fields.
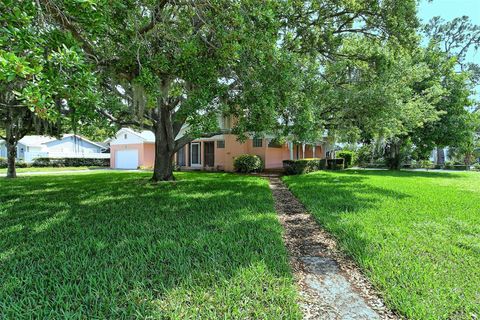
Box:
left=0, top=134, right=109, bottom=163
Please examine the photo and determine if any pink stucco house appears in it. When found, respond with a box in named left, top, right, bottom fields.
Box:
left=109, top=120, right=328, bottom=171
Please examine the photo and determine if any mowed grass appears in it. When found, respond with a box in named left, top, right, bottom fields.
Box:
left=0, top=172, right=300, bottom=319
left=284, top=170, right=480, bottom=319
left=0, top=166, right=99, bottom=174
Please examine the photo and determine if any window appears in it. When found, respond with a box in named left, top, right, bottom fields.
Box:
left=217, top=140, right=225, bottom=148
left=177, top=146, right=186, bottom=166
left=253, top=138, right=263, bottom=148
left=124, top=134, right=128, bottom=139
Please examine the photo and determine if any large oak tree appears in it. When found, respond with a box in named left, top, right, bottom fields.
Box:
left=38, top=0, right=419, bottom=181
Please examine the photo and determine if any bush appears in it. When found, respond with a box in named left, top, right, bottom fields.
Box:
left=337, top=150, right=356, bottom=168
left=418, top=160, right=434, bottom=170
left=327, top=158, right=345, bottom=170
left=283, top=159, right=320, bottom=175
left=0, top=157, right=7, bottom=168
left=473, top=163, right=480, bottom=171
left=32, top=157, right=109, bottom=168
left=444, top=161, right=454, bottom=170
left=233, top=154, right=263, bottom=173
left=16, top=161, right=29, bottom=168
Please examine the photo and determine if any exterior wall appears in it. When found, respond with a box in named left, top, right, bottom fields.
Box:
left=176, top=136, right=327, bottom=171
left=0, top=143, right=5, bottom=158
left=110, top=143, right=145, bottom=168
left=143, top=143, right=155, bottom=168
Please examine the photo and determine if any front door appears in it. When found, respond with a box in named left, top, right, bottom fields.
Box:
left=204, top=142, right=215, bottom=167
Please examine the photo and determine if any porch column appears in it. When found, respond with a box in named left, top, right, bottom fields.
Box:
left=313, top=145, right=316, bottom=158
left=302, top=143, right=305, bottom=159
left=289, top=142, right=294, bottom=160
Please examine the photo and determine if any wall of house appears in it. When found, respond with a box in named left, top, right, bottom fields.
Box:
left=110, top=143, right=144, bottom=168
left=143, top=143, right=155, bottom=168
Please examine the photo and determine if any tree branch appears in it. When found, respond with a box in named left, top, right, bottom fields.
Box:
left=38, top=0, right=98, bottom=60
left=138, top=0, right=170, bottom=34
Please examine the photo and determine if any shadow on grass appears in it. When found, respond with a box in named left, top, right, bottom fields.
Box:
left=0, top=172, right=299, bottom=319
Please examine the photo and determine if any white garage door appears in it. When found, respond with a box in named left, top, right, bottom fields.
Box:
left=115, top=150, right=139, bottom=169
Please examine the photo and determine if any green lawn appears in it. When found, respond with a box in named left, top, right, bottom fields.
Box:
left=0, top=166, right=102, bottom=174
left=284, top=170, right=480, bottom=319
left=0, top=172, right=300, bottom=319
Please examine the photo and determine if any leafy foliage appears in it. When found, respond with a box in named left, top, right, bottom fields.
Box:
left=337, top=151, right=356, bottom=168
left=233, top=154, right=263, bottom=173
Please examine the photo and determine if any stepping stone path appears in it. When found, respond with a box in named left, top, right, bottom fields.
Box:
left=266, top=174, right=396, bottom=320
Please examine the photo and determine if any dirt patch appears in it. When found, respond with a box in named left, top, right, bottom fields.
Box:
left=266, top=174, right=397, bottom=319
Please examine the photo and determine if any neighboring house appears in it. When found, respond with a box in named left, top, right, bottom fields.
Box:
left=430, top=147, right=450, bottom=164
left=0, top=134, right=109, bottom=163
left=109, top=118, right=327, bottom=171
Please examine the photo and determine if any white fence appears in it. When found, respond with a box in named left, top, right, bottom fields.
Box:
left=24, top=151, right=110, bottom=163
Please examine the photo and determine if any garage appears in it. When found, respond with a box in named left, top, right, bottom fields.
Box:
left=115, top=150, right=139, bottom=169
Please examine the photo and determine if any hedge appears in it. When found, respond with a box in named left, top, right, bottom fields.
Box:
left=327, top=158, right=344, bottom=170
left=283, top=159, right=320, bottom=175
left=283, top=158, right=344, bottom=174
left=32, top=157, right=110, bottom=168
left=0, top=157, right=7, bottom=168
left=337, top=150, right=355, bottom=168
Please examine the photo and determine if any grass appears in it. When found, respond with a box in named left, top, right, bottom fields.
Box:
left=0, top=171, right=300, bottom=319
left=0, top=166, right=103, bottom=174
left=283, top=170, right=480, bottom=319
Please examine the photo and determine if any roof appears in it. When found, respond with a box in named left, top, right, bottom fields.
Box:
left=1, top=134, right=106, bottom=149
left=57, top=134, right=107, bottom=149
left=117, top=128, right=155, bottom=142
left=19, top=136, right=56, bottom=147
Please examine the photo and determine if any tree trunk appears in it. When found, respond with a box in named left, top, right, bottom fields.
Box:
left=436, top=147, right=445, bottom=165
left=151, top=137, right=176, bottom=182
left=6, top=141, right=17, bottom=179
left=151, top=98, right=177, bottom=182
left=386, top=140, right=402, bottom=170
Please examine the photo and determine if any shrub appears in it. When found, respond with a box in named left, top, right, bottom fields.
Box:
left=418, top=160, right=434, bottom=170
left=233, top=154, right=263, bottom=173
left=16, top=161, right=29, bottom=168
left=473, top=163, right=480, bottom=171
left=327, top=158, right=345, bottom=170
left=32, top=157, right=109, bottom=168
left=444, top=161, right=454, bottom=170
left=283, top=159, right=320, bottom=175
left=0, top=157, right=7, bottom=168
left=337, top=150, right=356, bottom=168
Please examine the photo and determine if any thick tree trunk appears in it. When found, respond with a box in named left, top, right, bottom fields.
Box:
left=6, top=142, right=17, bottom=179
left=436, top=147, right=445, bottom=165
left=151, top=137, right=176, bottom=182
left=150, top=94, right=177, bottom=182
left=386, top=140, right=402, bottom=170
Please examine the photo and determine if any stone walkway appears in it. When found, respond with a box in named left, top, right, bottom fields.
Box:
left=266, top=174, right=396, bottom=320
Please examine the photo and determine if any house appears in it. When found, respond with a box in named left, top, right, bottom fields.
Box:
left=109, top=118, right=328, bottom=171
left=0, top=134, right=109, bottom=163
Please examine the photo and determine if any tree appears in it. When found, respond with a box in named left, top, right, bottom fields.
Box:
left=424, top=16, right=480, bottom=84
left=0, top=1, right=99, bottom=178
left=39, top=0, right=419, bottom=181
